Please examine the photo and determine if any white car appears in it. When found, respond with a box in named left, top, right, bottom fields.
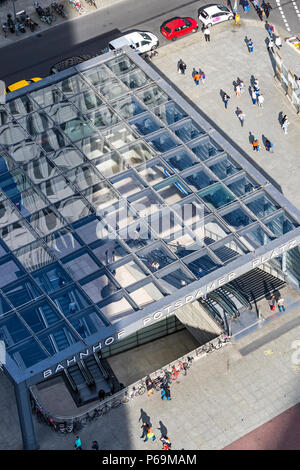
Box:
left=198, top=4, right=234, bottom=27
left=108, top=31, right=159, bottom=55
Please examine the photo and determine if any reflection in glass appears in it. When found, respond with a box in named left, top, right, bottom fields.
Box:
left=138, top=159, right=172, bottom=185
left=185, top=253, right=220, bottom=278
left=198, top=183, right=235, bottom=210
left=20, top=300, right=61, bottom=332
left=0, top=198, right=20, bottom=227
left=97, top=78, right=128, bottom=100
left=112, top=95, right=146, bottom=119
left=130, top=114, right=162, bottom=136
left=36, top=128, right=69, bottom=153
left=184, top=169, right=216, bottom=191
left=0, top=314, right=31, bottom=347
left=102, top=123, right=137, bottom=149
left=227, top=174, right=259, bottom=197
left=172, top=120, right=204, bottom=143
left=129, top=282, right=163, bottom=308
left=52, top=285, right=91, bottom=317
left=63, top=252, right=100, bottom=281
left=94, top=152, right=126, bottom=177
left=33, top=264, right=71, bottom=293
left=3, top=278, right=42, bottom=308
left=164, top=148, right=198, bottom=172
left=24, top=157, right=59, bottom=184
left=30, top=206, right=65, bottom=236
left=106, top=55, right=136, bottom=75
left=188, top=136, right=223, bottom=161
left=109, top=259, right=147, bottom=288
left=66, top=164, right=102, bottom=191
left=0, top=152, right=16, bottom=174
left=18, top=111, right=54, bottom=136
left=69, top=89, right=103, bottom=112
left=120, top=69, right=150, bottom=90
left=146, top=130, right=179, bottom=153
left=83, top=64, right=113, bottom=86
left=8, top=140, right=44, bottom=164
left=159, top=267, right=194, bottom=293
left=39, top=175, right=75, bottom=203
left=56, top=75, right=89, bottom=95
left=136, top=84, right=170, bottom=108
left=5, top=96, right=36, bottom=116
left=0, top=220, right=37, bottom=250
left=84, top=182, right=119, bottom=210
left=86, top=106, right=119, bottom=129
left=30, top=85, right=63, bottom=107
left=0, top=258, right=25, bottom=288
left=10, top=338, right=48, bottom=368
left=0, top=123, right=28, bottom=146
left=46, top=229, right=82, bottom=258
left=208, top=155, right=241, bottom=180
left=120, top=142, right=154, bottom=167
left=245, top=194, right=280, bottom=218
left=55, top=196, right=93, bottom=223
left=153, top=101, right=187, bottom=125
left=11, top=188, right=47, bottom=216
left=79, top=135, right=112, bottom=160
left=221, top=206, right=254, bottom=230
left=81, top=272, right=118, bottom=303
left=265, top=212, right=297, bottom=237
left=14, top=241, right=55, bottom=271
left=48, top=147, right=84, bottom=171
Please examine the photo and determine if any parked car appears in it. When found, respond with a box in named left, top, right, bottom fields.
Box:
left=108, top=31, right=159, bottom=54
left=198, top=4, right=234, bottom=27
left=160, top=17, right=198, bottom=41
left=5, top=77, right=42, bottom=94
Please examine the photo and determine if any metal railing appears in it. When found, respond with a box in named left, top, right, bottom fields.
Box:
left=274, top=50, right=300, bottom=115
left=30, top=333, right=229, bottom=424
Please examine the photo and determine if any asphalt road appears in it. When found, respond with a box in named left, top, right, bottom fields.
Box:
left=0, top=0, right=299, bottom=84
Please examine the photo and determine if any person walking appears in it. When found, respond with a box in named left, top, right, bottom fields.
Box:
left=275, top=35, right=282, bottom=48
left=277, top=295, right=286, bottom=312
left=239, top=80, right=245, bottom=94
left=235, top=83, right=241, bottom=97
left=252, top=138, right=260, bottom=151
left=91, top=440, right=99, bottom=450
left=201, top=71, right=206, bottom=84
left=264, top=1, right=272, bottom=17
left=268, top=294, right=275, bottom=310
left=146, top=425, right=156, bottom=442
left=238, top=110, right=245, bottom=127
left=264, top=138, right=273, bottom=152
left=204, top=27, right=210, bottom=42
left=140, top=422, right=150, bottom=441
left=251, top=89, right=257, bottom=105
left=161, top=436, right=172, bottom=450
left=268, top=38, right=274, bottom=54
left=179, top=61, right=187, bottom=74
left=258, top=93, right=264, bottom=108
left=74, top=436, right=82, bottom=450
left=223, top=93, right=230, bottom=109
left=194, top=71, right=201, bottom=85
left=282, top=118, right=289, bottom=134
left=145, top=375, right=154, bottom=397
left=247, top=38, right=254, bottom=53
left=267, top=23, right=274, bottom=39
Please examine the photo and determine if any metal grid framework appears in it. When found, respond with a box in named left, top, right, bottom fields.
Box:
left=0, top=48, right=300, bottom=384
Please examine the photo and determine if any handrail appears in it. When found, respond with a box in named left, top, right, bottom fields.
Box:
left=30, top=333, right=228, bottom=422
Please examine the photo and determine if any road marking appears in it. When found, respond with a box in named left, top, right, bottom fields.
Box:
left=276, top=0, right=291, bottom=31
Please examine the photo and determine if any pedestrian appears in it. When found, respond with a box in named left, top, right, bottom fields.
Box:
left=74, top=436, right=82, bottom=450
left=257, top=7, right=264, bottom=20
left=91, top=440, right=99, bottom=450
left=251, top=89, right=257, bottom=105
left=242, top=0, right=250, bottom=12
left=268, top=38, right=274, bottom=54
left=235, top=83, right=241, bottom=97
left=201, top=71, right=206, bottom=84
left=253, top=0, right=259, bottom=8
left=177, top=59, right=183, bottom=73
left=223, top=93, right=230, bottom=109
left=238, top=110, right=245, bottom=127
left=282, top=118, right=289, bottom=134
left=98, top=389, right=105, bottom=401
left=140, top=422, right=150, bottom=441
left=277, top=295, right=286, bottom=312
left=275, top=35, right=282, bottom=48
left=145, top=375, right=154, bottom=397
left=165, top=387, right=171, bottom=400
left=264, top=138, right=273, bottom=152
left=146, top=425, right=156, bottom=442
left=252, top=138, right=260, bottom=151
left=267, top=23, right=274, bottom=39
left=268, top=294, right=275, bottom=310
left=247, top=38, right=254, bottom=53
left=258, top=94, right=264, bottom=108
left=204, top=27, right=210, bottom=42
left=161, top=436, right=172, bottom=450
left=179, top=61, right=187, bottom=74
left=194, top=71, right=201, bottom=85
left=253, top=78, right=259, bottom=92
left=263, top=1, right=272, bottom=17
left=239, top=80, right=245, bottom=94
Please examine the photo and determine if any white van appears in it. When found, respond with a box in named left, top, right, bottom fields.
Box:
left=108, top=31, right=159, bottom=54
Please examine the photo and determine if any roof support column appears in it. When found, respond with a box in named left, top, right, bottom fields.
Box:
left=14, top=381, right=38, bottom=450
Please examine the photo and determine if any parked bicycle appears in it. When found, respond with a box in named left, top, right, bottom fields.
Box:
left=51, top=2, right=67, bottom=17
left=84, top=0, right=97, bottom=7
left=69, top=0, right=85, bottom=14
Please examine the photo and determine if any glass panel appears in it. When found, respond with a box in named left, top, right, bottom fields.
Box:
left=98, top=295, right=134, bottom=324
left=172, top=119, right=205, bottom=142
left=0, top=314, right=31, bottom=346
left=69, top=309, right=106, bottom=338
left=0, top=294, right=12, bottom=315
left=137, top=244, right=175, bottom=272
left=30, top=85, right=64, bottom=107
left=3, top=278, right=42, bottom=308
left=55, top=75, right=89, bottom=95
left=93, top=152, right=126, bottom=177
left=52, top=286, right=91, bottom=316
left=101, top=201, right=136, bottom=229
left=24, top=157, right=60, bottom=184
left=69, top=89, right=103, bottom=112
left=265, top=212, right=297, bottom=237
left=66, top=164, right=102, bottom=191
left=30, top=207, right=65, bottom=236
left=11, top=188, right=47, bottom=216
left=202, top=218, right=229, bottom=244
left=106, top=55, right=137, bottom=75
left=164, top=148, right=199, bottom=172
left=183, top=169, right=216, bottom=191
left=14, top=241, right=55, bottom=271
left=159, top=267, right=194, bottom=292
left=211, top=239, right=244, bottom=264
left=129, top=282, right=164, bottom=308
left=97, top=78, right=128, bottom=100
left=48, top=147, right=84, bottom=171
left=20, top=301, right=61, bottom=332
left=0, top=220, right=37, bottom=250
left=136, top=84, right=170, bottom=108
left=33, top=264, right=72, bottom=294
left=11, top=338, right=48, bottom=368
left=83, top=64, right=113, bottom=86
left=154, top=176, right=191, bottom=203
left=0, top=123, right=28, bottom=147
left=227, top=174, right=259, bottom=197
left=39, top=175, right=75, bottom=203
left=119, top=69, right=150, bottom=90
left=92, top=240, right=129, bottom=265
left=84, top=182, right=119, bottom=210
left=245, top=194, right=280, bottom=218
left=8, top=140, right=43, bottom=164
left=137, top=159, right=173, bottom=185
left=6, top=96, right=37, bottom=117
left=81, top=273, right=119, bottom=303
left=0, top=198, right=21, bottom=227
left=153, top=101, right=187, bottom=125
left=146, top=130, right=179, bottom=153
left=74, top=218, right=105, bottom=244
left=240, top=225, right=274, bottom=249
left=188, top=136, right=223, bottom=161
left=221, top=206, right=255, bottom=231
left=112, top=173, right=144, bottom=198
left=198, top=183, right=236, bottom=210
left=208, top=155, right=241, bottom=179
left=112, top=95, right=146, bottom=119
left=36, top=128, right=70, bottom=153
left=102, top=123, right=137, bottom=149
left=79, top=134, right=112, bottom=160
left=63, top=252, right=100, bottom=281
left=120, top=142, right=154, bottom=167
left=0, top=152, right=15, bottom=174
left=185, top=253, right=221, bottom=278
left=86, top=106, right=119, bottom=129
left=0, top=169, right=31, bottom=199
left=38, top=326, right=78, bottom=354
left=129, top=114, right=162, bottom=136
left=109, top=259, right=147, bottom=288
left=0, top=258, right=25, bottom=288
left=18, top=111, right=54, bottom=135
left=46, top=229, right=82, bottom=258
left=55, top=196, right=93, bottom=223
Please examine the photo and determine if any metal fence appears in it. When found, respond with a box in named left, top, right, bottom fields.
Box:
left=30, top=334, right=228, bottom=424
left=274, top=51, right=300, bottom=115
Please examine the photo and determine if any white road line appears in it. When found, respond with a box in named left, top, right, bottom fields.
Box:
left=276, top=0, right=292, bottom=31
left=292, top=0, right=300, bottom=21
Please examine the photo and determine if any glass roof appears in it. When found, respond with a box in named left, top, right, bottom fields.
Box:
left=0, top=51, right=299, bottom=376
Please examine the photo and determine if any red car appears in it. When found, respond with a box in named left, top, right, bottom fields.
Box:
left=160, top=17, right=198, bottom=41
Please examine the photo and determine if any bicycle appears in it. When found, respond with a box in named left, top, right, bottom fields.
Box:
left=84, top=0, right=97, bottom=7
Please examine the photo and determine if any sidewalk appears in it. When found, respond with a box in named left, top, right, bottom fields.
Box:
left=152, top=18, right=300, bottom=209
